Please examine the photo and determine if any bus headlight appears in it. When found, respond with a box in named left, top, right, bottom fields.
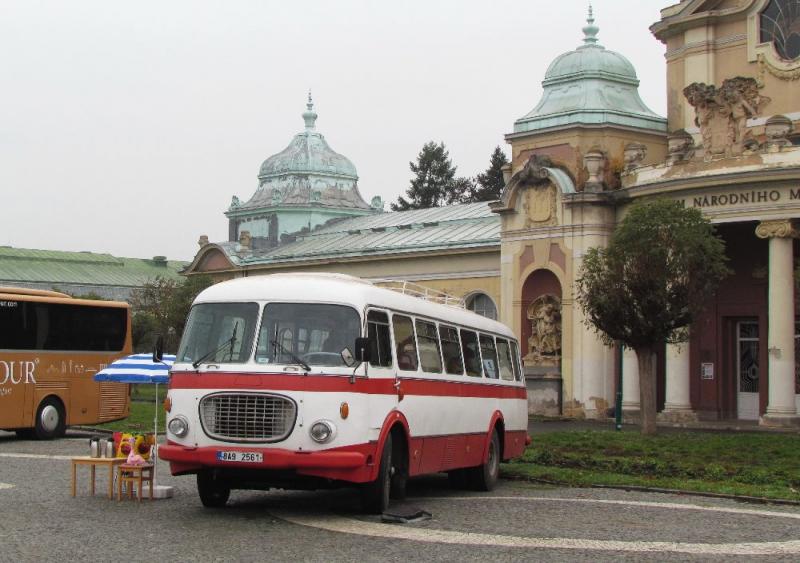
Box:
left=309, top=420, right=336, bottom=444
left=168, top=415, right=189, bottom=438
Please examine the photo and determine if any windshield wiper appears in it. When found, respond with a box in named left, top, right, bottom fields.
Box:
left=192, top=322, right=239, bottom=369
left=270, top=338, right=311, bottom=372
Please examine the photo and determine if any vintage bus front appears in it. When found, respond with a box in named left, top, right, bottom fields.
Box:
left=159, top=295, right=387, bottom=507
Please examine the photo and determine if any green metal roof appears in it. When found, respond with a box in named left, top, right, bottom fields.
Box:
left=0, top=246, right=186, bottom=288
left=512, top=8, right=666, bottom=135
left=213, top=202, right=500, bottom=267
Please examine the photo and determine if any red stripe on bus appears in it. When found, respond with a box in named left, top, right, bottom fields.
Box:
left=169, top=372, right=527, bottom=400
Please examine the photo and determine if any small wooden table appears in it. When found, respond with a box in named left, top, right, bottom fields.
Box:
left=117, top=463, right=154, bottom=501
left=71, top=456, right=126, bottom=499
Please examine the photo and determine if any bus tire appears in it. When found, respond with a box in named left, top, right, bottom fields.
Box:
left=467, top=428, right=500, bottom=491
left=197, top=471, right=230, bottom=508
left=362, top=434, right=393, bottom=514
left=33, top=397, right=66, bottom=440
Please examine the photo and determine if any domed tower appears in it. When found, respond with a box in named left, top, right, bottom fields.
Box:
left=226, top=95, right=381, bottom=249
left=506, top=7, right=667, bottom=190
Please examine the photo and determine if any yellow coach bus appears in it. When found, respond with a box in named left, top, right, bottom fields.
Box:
left=0, top=287, right=132, bottom=439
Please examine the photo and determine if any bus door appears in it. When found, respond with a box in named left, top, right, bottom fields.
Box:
left=366, top=310, right=400, bottom=429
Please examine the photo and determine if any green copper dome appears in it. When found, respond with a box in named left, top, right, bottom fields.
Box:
left=513, top=7, right=666, bottom=135
left=258, top=95, right=358, bottom=181
left=233, top=94, right=372, bottom=213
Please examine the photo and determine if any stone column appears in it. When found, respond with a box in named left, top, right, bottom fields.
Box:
left=660, top=342, right=697, bottom=422
left=621, top=348, right=640, bottom=416
left=756, top=220, right=799, bottom=427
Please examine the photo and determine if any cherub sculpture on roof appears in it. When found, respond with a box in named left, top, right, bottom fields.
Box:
left=683, top=77, right=770, bottom=161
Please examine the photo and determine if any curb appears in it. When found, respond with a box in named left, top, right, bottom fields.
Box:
left=502, top=473, right=800, bottom=506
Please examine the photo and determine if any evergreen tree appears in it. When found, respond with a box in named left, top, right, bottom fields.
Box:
left=445, top=176, right=477, bottom=205
left=473, top=146, right=509, bottom=202
left=391, top=142, right=458, bottom=211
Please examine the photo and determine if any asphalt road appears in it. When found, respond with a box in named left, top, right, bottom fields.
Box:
left=1, top=429, right=799, bottom=562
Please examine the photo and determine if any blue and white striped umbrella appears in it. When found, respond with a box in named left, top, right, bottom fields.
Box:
left=93, top=353, right=175, bottom=384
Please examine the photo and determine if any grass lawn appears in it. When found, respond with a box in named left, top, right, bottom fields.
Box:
left=501, top=429, right=800, bottom=501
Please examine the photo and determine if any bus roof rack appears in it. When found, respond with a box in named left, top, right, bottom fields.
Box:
left=370, top=279, right=466, bottom=309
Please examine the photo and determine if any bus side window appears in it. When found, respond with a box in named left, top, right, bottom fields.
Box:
left=415, top=319, right=442, bottom=374
left=440, top=324, right=464, bottom=375
left=392, top=314, right=418, bottom=372
left=460, top=329, right=482, bottom=377
left=367, top=310, right=393, bottom=368
left=496, top=338, right=515, bottom=381
left=510, top=340, right=523, bottom=381
left=479, top=334, right=499, bottom=379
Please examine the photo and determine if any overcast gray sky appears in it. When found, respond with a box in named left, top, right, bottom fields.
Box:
left=0, top=0, right=667, bottom=262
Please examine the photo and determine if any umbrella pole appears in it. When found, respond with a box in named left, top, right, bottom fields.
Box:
left=151, top=382, right=174, bottom=499
left=153, top=382, right=158, bottom=486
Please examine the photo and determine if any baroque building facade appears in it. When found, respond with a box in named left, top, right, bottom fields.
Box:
left=186, top=1, right=800, bottom=426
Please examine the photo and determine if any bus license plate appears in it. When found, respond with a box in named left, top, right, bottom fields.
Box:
left=216, top=451, right=263, bottom=463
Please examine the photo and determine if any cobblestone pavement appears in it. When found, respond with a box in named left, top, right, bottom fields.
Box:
left=2, top=429, right=799, bottom=562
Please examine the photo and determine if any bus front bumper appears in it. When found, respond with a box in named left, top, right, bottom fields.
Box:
left=159, top=443, right=371, bottom=481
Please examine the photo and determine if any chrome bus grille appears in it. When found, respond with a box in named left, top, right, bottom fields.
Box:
left=199, top=393, right=297, bottom=442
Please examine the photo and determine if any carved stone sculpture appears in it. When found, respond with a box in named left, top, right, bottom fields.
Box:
left=683, top=77, right=770, bottom=161
left=229, top=195, right=241, bottom=209
left=666, top=129, right=695, bottom=165
left=524, top=295, right=562, bottom=367
left=198, top=234, right=209, bottom=247
left=582, top=149, right=606, bottom=192
left=623, top=142, right=647, bottom=171
left=238, top=230, right=252, bottom=249
left=764, top=114, right=794, bottom=153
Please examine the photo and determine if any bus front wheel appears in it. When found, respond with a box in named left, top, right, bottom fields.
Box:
left=33, top=397, right=65, bottom=440
left=362, top=434, right=393, bottom=514
left=197, top=471, right=230, bottom=508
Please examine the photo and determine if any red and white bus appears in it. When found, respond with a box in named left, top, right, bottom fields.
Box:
left=159, top=273, right=528, bottom=512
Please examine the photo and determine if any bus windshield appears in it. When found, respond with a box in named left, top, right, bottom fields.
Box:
left=255, top=303, right=361, bottom=367
left=177, top=303, right=259, bottom=365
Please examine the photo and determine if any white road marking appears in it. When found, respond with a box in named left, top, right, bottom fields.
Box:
left=274, top=496, right=800, bottom=556
left=446, top=496, right=800, bottom=521
left=0, top=483, right=13, bottom=490
left=0, top=453, right=73, bottom=460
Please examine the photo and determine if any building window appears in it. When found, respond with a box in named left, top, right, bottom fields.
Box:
left=760, top=0, right=800, bottom=61
left=466, top=293, right=497, bottom=320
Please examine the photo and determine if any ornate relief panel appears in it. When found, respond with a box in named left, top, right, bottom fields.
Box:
left=523, top=184, right=558, bottom=227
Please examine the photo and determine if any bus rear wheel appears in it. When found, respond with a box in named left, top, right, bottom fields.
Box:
left=33, top=397, right=65, bottom=440
left=197, top=471, right=230, bottom=508
left=466, top=428, right=500, bottom=491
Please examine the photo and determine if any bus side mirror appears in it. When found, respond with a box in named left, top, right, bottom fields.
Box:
left=153, top=334, right=164, bottom=363
left=354, top=337, right=371, bottom=363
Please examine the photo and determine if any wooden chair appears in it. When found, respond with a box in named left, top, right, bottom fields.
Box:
left=117, top=463, right=154, bottom=501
